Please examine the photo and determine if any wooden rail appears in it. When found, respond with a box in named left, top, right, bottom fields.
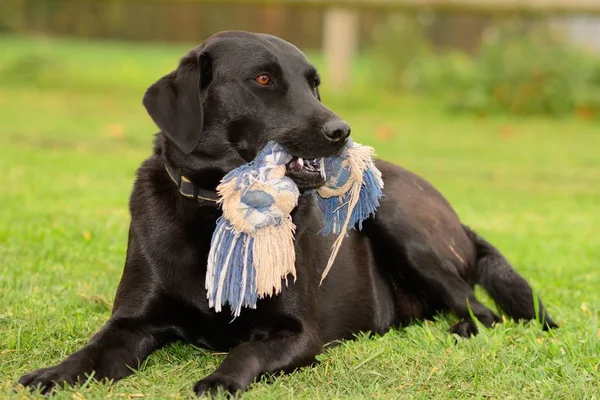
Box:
left=129, top=0, right=600, bottom=15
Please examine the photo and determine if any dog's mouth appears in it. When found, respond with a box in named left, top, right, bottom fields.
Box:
left=285, top=157, right=326, bottom=190
left=286, top=157, right=321, bottom=174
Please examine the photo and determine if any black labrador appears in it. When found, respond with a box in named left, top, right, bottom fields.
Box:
left=19, top=31, right=557, bottom=397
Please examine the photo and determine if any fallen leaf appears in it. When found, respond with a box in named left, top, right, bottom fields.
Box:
left=581, top=302, right=590, bottom=315
left=498, top=124, right=516, bottom=140
left=106, top=123, right=125, bottom=139
left=374, top=124, right=395, bottom=142
left=575, top=106, right=597, bottom=121
left=74, top=142, right=87, bottom=151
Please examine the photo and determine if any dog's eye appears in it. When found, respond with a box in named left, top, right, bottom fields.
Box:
left=311, top=79, right=319, bottom=89
left=255, top=74, right=272, bottom=86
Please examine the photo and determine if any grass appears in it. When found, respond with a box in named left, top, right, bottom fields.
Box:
left=1, top=35, right=599, bottom=399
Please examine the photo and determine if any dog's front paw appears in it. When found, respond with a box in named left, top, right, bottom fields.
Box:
left=18, top=364, right=88, bottom=395
left=193, top=374, right=245, bottom=398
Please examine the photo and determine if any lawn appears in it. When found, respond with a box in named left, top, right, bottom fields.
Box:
left=1, top=36, right=599, bottom=399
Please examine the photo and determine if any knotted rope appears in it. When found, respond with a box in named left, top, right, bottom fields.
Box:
left=206, top=139, right=383, bottom=317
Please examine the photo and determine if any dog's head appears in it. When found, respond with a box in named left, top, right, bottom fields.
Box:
left=143, top=31, right=350, bottom=190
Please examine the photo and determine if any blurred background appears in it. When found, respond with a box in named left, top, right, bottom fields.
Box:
left=1, top=2, right=599, bottom=398
left=2, top=0, right=600, bottom=116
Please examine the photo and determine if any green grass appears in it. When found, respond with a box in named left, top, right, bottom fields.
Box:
left=1, top=35, right=599, bottom=399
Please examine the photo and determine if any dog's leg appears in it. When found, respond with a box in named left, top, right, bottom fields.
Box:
left=18, top=317, right=170, bottom=394
left=193, top=326, right=321, bottom=397
left=440, top=277, right=501, bottom=338
left=18, top=233, right=176, bottom=394
left=370, top=221, right=501, bottom=337
left=414, top=256, right=500, bottom=338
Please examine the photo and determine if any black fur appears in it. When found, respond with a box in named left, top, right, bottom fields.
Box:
left=18, top=31, right=557, bottom=397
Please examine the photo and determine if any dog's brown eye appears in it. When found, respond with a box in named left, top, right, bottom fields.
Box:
left=255, top=74, right=271, bottom=86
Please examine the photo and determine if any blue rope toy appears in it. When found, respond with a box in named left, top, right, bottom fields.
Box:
left=206, top=139, right=384, bottom=317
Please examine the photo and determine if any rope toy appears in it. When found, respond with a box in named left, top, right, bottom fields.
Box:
left=206, top=139, right=384, bottom=317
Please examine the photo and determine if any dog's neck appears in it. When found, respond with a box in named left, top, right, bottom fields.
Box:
left=157, top=135, right=233, bottom=206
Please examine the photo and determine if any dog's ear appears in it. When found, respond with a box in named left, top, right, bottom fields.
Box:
left=143, top=50, right=212, bottom=155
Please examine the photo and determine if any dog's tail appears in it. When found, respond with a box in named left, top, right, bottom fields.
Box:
left=463, top=225, right=557, bottom=330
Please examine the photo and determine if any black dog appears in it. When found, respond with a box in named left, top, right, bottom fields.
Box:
left=19, top=31, right=556, bottom=397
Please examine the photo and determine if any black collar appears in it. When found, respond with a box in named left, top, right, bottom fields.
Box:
left=164, top=161, right=220, bottom=205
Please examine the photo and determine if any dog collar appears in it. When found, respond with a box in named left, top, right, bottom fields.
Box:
left=164, top=161, right=220, bottom=204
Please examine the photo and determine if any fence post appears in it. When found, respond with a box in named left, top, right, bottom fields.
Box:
left=323, top=7, right=359, bottom=91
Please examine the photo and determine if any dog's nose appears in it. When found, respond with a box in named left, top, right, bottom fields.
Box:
left=323, top=120, right=351, bottom=142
